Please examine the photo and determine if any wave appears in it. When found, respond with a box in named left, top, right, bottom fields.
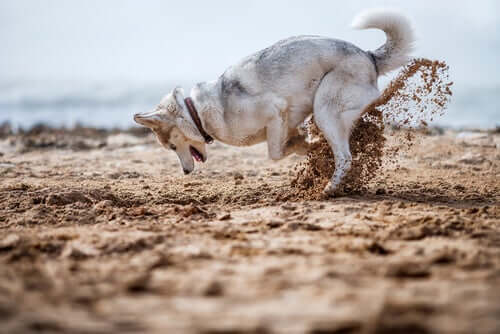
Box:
left=0, top=80, right=498, bottom=129
left=0, top=81, right=169, bottom=109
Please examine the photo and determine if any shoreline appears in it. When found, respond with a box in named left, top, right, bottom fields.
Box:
left=1, top=120, right=499, bottom=137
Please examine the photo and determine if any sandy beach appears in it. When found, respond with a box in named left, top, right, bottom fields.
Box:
left=2, top=0, right=500, bottom=332
left=0, top=125, right=498, bottom=333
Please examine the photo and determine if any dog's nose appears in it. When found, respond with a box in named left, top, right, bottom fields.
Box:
left=133, top=113, right=145, bottom=123
left=183, top=169, right=191, bottom=175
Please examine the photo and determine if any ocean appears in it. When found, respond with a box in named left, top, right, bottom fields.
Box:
left=0, top=80, right=498, bottom=130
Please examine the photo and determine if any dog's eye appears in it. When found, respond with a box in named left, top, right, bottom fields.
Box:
left=169, top=144, right=177, bottom=151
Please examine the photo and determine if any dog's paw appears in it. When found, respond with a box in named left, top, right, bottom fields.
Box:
left=323, top=183, right=338, bottom=197
left=323, top=182, right=346, bottom=198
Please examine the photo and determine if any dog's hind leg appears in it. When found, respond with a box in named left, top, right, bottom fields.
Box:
left=314, top=104, right=353, bottom=196
left=313, top=72, right=378, bottom=196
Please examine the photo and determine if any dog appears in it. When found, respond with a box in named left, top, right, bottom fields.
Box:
left=134, top=9, right=414, bottom=195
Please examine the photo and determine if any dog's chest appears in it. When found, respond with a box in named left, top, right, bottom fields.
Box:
left=221, top=116, right=267, bottom=146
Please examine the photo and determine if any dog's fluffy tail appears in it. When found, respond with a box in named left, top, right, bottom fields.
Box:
left=352, top=9, right=415, bottom=75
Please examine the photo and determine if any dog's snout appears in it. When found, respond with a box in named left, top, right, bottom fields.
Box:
left=183, top=169, right=191, bottom=175
left=133, top=113, right=148, bottom=124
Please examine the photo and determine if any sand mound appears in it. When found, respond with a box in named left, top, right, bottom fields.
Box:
left=292, top=58, right=453, bottom=199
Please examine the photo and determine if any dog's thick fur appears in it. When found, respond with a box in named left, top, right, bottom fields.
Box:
left=134, top=9, right=415, bottom=195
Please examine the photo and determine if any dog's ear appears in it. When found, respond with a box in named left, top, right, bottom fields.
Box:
left=172, top=87, right=185, bottom=109
left=133, top=109, right=165, bottom=128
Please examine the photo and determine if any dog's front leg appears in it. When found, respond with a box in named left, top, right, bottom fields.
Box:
left=266, top=111, right=289, bottom=161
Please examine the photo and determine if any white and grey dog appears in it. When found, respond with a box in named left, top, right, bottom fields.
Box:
left=134, top=9, right=414, bottom=195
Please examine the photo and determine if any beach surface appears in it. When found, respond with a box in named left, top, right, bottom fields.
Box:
left=0, top=126, right=499, bottom=334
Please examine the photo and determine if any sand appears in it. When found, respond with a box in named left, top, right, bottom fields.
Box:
left=0, top=123, right=499, bottom=334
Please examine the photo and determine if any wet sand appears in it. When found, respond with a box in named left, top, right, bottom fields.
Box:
left=0, top=127, right=499, bottom=333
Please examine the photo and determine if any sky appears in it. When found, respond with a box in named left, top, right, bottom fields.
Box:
left=1, top=0, right=499, bottom=85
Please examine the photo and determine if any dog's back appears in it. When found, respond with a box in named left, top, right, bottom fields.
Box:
left=224, top=36, right=375, bottom=97
left=221, top=9, right=414, bottom=100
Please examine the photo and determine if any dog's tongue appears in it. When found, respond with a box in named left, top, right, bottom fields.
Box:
left=190, top=146, right=203, bottom=162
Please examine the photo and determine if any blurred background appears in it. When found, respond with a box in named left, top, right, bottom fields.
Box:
left=1, top=0, right=499, bottom=129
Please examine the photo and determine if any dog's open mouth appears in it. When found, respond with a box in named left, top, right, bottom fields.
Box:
left=189, top=146, right=205, bottom=162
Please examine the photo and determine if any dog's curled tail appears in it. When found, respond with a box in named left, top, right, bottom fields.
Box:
left=352, top=9, right=415, bottom=75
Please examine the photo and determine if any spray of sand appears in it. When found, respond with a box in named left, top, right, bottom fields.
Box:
left=291, top=58, right=453, bottom=199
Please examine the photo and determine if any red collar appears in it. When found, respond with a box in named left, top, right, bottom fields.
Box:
left=184, top=97, right=214, bottom=144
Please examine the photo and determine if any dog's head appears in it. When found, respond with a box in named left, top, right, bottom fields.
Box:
left=134, top=87, right=207, bottom=174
